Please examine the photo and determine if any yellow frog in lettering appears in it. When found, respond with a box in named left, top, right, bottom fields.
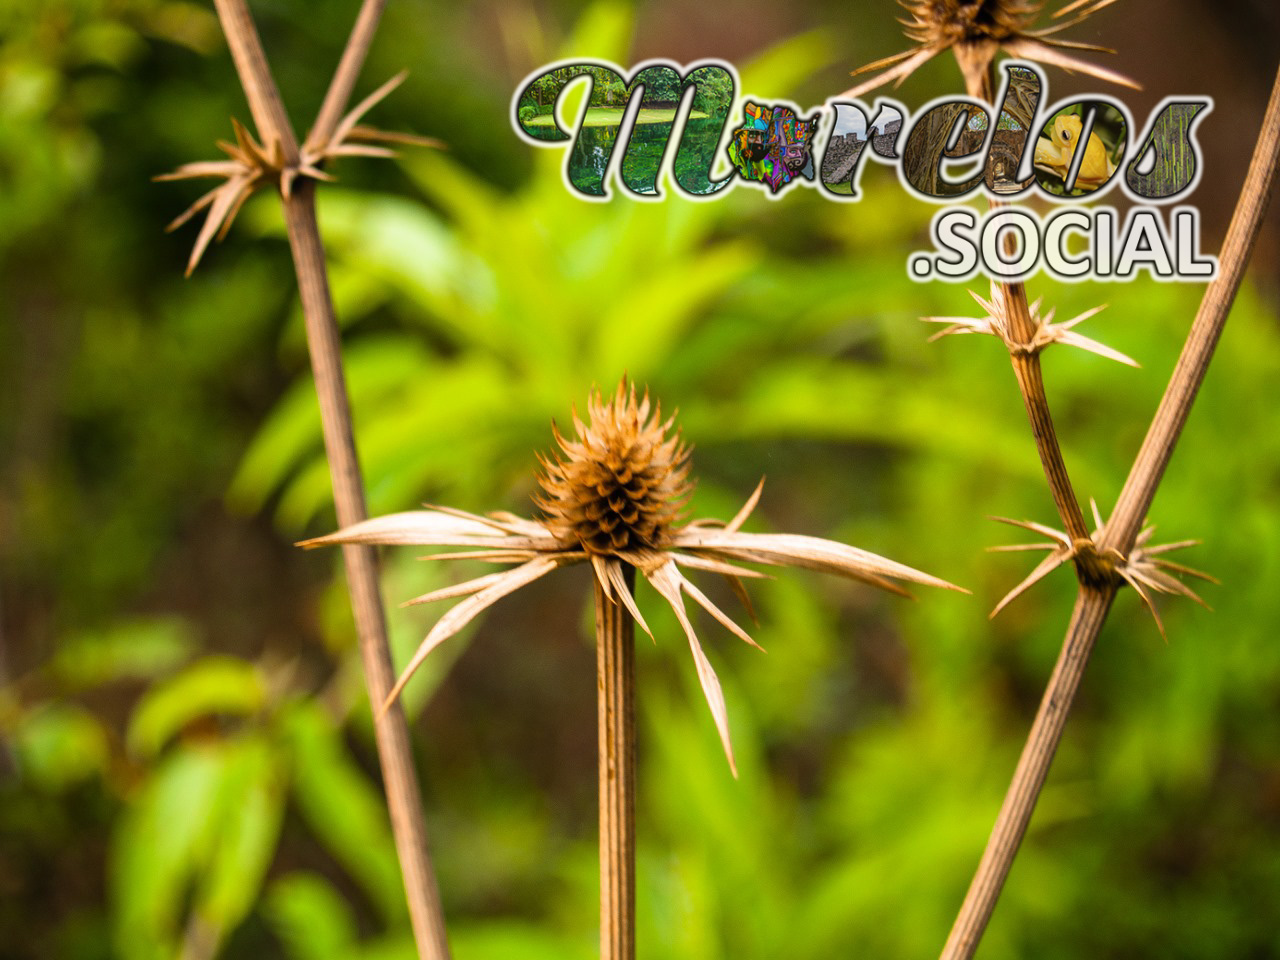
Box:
left=1034, top=114, right=1116, bottom=190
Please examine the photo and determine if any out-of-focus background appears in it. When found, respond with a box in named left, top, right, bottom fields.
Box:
left=3, top=1, right=1279, bottom=958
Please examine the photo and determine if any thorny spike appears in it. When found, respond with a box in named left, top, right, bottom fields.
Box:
left=989, top=511, right=1216, bottom=630
left=159, top=74, right=439, bottom=274
left=923, top=282, right=1139, bottom=367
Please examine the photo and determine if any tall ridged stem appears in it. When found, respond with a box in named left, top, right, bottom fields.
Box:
left=1101, top=65, right=1280, bottom=554
left=305, top=0, right=387, bottom=152
left=595, top=567, right=637, bottom=960
left=940, top=62, right=1280, bottom=960
left=1002, top=284, right=1091, bottom=541
left=282, top=182, right=451, bottom=960
left=970, top=62, right=1090, bottom=543
left=208, top=2, right=451, bottom=957
left=939, top=585, right=1115, bottom=959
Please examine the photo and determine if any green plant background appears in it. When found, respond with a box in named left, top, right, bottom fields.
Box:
left=2, top=1, right=1279, bottom=959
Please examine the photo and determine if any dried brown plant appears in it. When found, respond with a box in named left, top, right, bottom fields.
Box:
left=302, top=379, right=964, bottom=960
left=855, top=9, right=1280, bottom=959
left=303, top=380, right=965, bottom=775
left=987, top=501, right=1216, bottom=632
left=839, top=5, right=1280, bottom=959
left=923, top=280, right=1137, bottom=366
left=842, top=0, right=1137, bottom=99
left=157, top=2, right=450, bottom=957
left=157, top=71, right=440, bottom=276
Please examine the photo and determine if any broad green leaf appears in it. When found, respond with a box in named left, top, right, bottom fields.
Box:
left=449, top=921, right=595, bottom=960
left=560, top=0, right=633, bottom=63
left=126, top=656, right=264, bottom=758
left=737, top=30, right=837, bottom=98
left=229, top=335, right=435, bottom=522
left=593, top=241, right=758, bottom=374
left=193, top=736, right=286, bottom=938
left=50, top=616, right=195, bottom=689
left=111, top=745, right=230, bottom=960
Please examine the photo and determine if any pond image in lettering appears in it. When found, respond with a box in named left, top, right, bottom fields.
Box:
left=515, top=63, right=735, bottom=197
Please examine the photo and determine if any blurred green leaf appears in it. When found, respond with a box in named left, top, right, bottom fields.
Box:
left=560, top=0, right=633, bottom=63
left=282, top=701, right=407, bottom=923
left=11, top=702, right=110, bottom=790
left=111, top=745, right=229, bottom=960
left=50, top=617, right=196, bottom=689
left=449, top=921, right=594, bottom=960
left=266, top=872, right=359, bottom=960
left=737, top=30, right=837, bottom=97
left=193, top=737, right=285, bottom=939
left=126, top=657, right=265, bottom=758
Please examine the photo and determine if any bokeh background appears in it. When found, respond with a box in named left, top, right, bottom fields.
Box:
left=3, top=1, right=1279, bottom=958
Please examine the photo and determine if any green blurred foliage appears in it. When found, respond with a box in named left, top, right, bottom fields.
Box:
left=3, top=2, right=1280, bottom=960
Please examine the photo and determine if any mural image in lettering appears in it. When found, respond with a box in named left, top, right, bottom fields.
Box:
left=985, top=64, right=1039, bottom=194
left=726, top=102, right=821, bottom=193
left=820, top=103, right=902, bottom=199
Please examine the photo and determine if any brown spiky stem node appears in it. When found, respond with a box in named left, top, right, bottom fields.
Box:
left=536, top=381, right=692, bottom=556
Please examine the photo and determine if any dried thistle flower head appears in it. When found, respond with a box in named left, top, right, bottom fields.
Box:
left=905, top=0, right=1043, bottom=48
left=841, top=0, right=1138, bottom=100
left=300, top=379, right=966, bottom=774
left=536, top=382, right=691, bottom=555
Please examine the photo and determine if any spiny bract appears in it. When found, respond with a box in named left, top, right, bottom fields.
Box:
left=841, top=0, right=1136, bottom=100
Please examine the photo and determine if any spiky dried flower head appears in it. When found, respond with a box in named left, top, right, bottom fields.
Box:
left=903, top=0, right=1041, bottom=47
left=841, top=0, right=1137, bottom=100
left=536, top=381, right=692, bottom=556
left=300, top=378, right=966, bottom=774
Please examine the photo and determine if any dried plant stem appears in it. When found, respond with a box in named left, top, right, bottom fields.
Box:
left=939, top=585, right=1115, bottom=960
left=940, top=63, right=1280, bottom=960
left=595, top=568, right=637, bottom=960
left=306, top=0, right=387, bottom=151
left=1003, top=289, right=1091, bottom=542
left=209, top=2, right=450, bottom=957
left=212, top=0, right=298, bottom=161
left=967, top=70, right=1090, bottom=543
left=1103, top=64, right=1280, bottom=554
left=283, top=184, right=451, bottom=960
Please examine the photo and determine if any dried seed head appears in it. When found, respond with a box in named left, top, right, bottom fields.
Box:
left=842, top=0, right=1135, bottom=101
left=536, top=381, right=692, bottom=556
left=903, top=0, right=1040, bottom=47
left=304, top=380, right=964, bottom=770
